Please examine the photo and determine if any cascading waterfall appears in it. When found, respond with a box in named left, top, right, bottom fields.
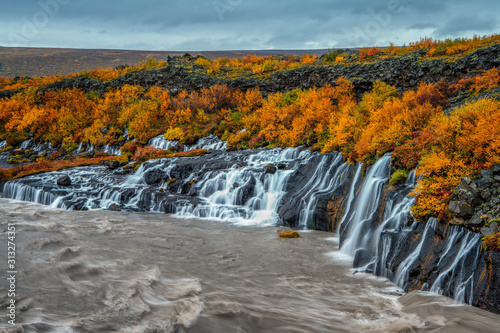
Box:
left=2, top=147, right=314, bottom=226
left=103, top=144, right=122, bottom=156
left=174, top=148, right=309, bottom=225
left=19, top=139, right=32, bottom=149
left=296, top=153, right=348, bottom=229
left=429, top=227, right=482, bottom=304
left=1, top=146, right=488, bottom=306
left=148, top=134, right=227, bottom=152
left=184, top=134, right=227, bottom=151
left=4, top=181, right=59, bottom=206
left=374, top=172, right=416, bottom=279
left=340, top=154, right=392, bottom=255
left=0, top=140, right=6, bottom=149
left=393, top=218, right=439, bottom=287
left=338, top=156, right=484, bottom=306
left=148, top=135, right=180, bottom=151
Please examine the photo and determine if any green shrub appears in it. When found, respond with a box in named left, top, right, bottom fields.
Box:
left=389, top=169, right=408, bottom=186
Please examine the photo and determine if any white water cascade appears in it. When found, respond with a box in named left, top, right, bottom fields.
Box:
left=338, top=156, right=484, bottom=306
left=103, top=144, right=122, bottom=156
left=340, top=154, right=392, bottom=255
left=19, top=139, right=32, bottom=149
left=148, top=135, right=180, bottom=151
left=174, top=148, right=310, bottom=225
left=148, top=134, right=227, bottom=152
left=1, top=146, right=488, bottom=306
left=296, top=153, right=348, bottom=229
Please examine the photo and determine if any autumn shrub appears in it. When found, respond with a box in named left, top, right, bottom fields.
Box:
left=132, top=146, right=208, bottom=163
left=0, top=156, right=123, bottom=181
left=120, top=140, right=141, bottom=154
left=360, top=47, right=381, bottom=61
left=48, top=151, right=63, bottom=160
left=323, top=50, right=340, bottom=63
left=470, top=68, right=500, bottom=92
left=164, top=127, right=185, bottom=142
left=132, top=146, right=165, bottom=163
left=482, top=232, right=500, bottom=251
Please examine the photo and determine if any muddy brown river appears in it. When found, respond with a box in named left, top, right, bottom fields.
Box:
left=1, top=198, right=499, bottom=333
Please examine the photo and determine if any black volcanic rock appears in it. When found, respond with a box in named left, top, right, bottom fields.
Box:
left=56, top=175, right=71, bottom=186
left=34, top=44, right=500, bottom=98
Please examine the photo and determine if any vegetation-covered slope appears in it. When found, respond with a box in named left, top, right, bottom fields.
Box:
left=1, top=34, right=500, bottom=249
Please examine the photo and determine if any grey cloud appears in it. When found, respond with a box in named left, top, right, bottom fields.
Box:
left=406, top=23, right=438, bottom=30
left=0, top=0, right=499, bottom=50
left=436, top=16, right=498, bottom=37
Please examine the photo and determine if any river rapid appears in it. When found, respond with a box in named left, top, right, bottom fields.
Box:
left=1, top=199, right=499, bottom=333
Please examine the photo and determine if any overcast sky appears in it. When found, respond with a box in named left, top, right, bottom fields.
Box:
left=1, top=0, right=498, bottom=51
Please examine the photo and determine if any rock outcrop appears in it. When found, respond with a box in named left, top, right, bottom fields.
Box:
left=37, top=44, right=500, bottom=98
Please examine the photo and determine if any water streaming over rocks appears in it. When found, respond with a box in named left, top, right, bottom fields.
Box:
left=2, top=146, right=499, bottom=317
left=148, top=134, right=227, bottom=152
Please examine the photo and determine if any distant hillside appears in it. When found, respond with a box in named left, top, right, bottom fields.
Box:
left=0, top=47, right=328, bottom=78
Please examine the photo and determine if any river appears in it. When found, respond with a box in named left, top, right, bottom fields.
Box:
left=1, top=198, right=499, bottom=333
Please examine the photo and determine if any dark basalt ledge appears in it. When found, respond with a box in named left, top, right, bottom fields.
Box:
left=38, top=44, right=500, bottom=98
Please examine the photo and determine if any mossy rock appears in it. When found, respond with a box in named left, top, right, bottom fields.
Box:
left=278, top=231, right=300, bottom=238
left=390, top=169, right=408, bottom=186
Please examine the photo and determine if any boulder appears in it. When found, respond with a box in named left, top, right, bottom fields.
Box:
left=102, top=159, right=120, bottom=170
left=481, top=222, right=499, bottom=237
left=465, top=211, right=488, bottom=228
left=493, top=164, right=500, bottom=176
left=353, top=248, right=371, bottom=268
left=235, top=176, right=256, bottom=205
left=108, top=204, right=121, bottom=211
left=449, top=201, right=474, bottom=219
left=235, top=161, right=248, bottom=168
left=454, top=176, right=480, bottom=206
left=265, top=164, right=277, bottom=174
left=181, top=180, right=194, bottom=194
left=56, top=175, right=71, bottom=186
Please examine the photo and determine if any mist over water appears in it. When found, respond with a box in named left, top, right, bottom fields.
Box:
left=1, top=199, right=499, bottom=333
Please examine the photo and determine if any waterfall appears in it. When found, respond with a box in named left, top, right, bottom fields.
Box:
left=148, top=135, right=180, bottom=151
left=338, top=156, right=484, bottom=306
left=184, top=134, right=227, bottom=151
left=340, top=154, right=392, bottom=255
left=429, top=227, right=482, bottom=304
left=2, top=147, right=314, bottom=226
left=103, top=144, right=122, bottom=156
left=296, top=153, right=348, bottom=229
left=174, top=148, right=305, bottom=225
left=148, top=134, right=227, bottom=152
left=19, top=139, right=32, bottom=149
left=4, top=181, right=58, bottom=206
left=2, top=147, right=488, bottom=306
left=0, top=140, right=6, bottom=149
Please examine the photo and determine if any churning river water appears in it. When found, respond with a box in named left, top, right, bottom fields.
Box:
left=1, top=198, right=499, bottom=333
